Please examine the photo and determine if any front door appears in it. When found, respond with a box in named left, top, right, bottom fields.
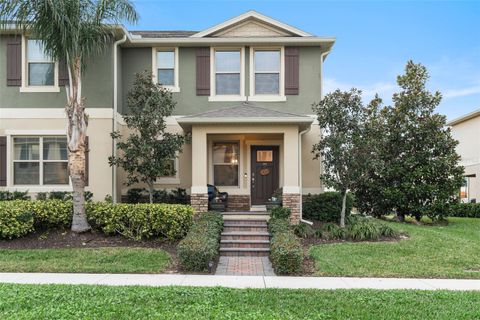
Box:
left=251, top=146, right=279, bottom=205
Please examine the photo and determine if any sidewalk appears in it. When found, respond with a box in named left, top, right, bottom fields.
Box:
left=1, top=273, right=480, bottom=290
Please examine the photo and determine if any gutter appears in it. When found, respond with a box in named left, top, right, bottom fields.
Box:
left=299, top=125, right=313, bottom=225
left=112, top=34, right=127, bottom=203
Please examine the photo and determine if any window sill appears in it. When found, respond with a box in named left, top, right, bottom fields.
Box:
left=6, top=185, right=73, bottom=192
left=155, top=178, right=180, bottom=185
left=208, top=95, right=247, bottom=102
left=248, top=95, right=287, bottom=102
left=161, top=86, right=180, bottom=93
left=20, top=86, right=61, bottom=93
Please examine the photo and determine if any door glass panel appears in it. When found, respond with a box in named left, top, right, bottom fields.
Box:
left=257, top=150, right=273, bottom=162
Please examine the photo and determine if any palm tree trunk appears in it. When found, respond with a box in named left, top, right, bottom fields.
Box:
left=340, top=189, right=347, bottom=228
left=67, top=57, right=90, bottom=233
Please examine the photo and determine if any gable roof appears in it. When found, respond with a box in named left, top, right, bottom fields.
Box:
left=191, top=10, right=313, bottom=38
left=176, top=103, right=313, bottom=130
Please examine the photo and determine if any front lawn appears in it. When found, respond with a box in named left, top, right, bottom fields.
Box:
left=310, top=217, right=480, bottom=278
left=0, top=284, right=479, bottom=319
left=0, top=247, right=171, bottom=273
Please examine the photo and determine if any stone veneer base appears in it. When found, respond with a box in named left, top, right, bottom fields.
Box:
left=190, top=193, right=209, bottom=213
left=227, top=195, right=251, bottom=212
left=282, top=193, right=301, bottom=224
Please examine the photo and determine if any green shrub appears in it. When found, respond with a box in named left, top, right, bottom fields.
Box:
left=36, top=191, right=93, bottom=202
left=293, top=223, right=314, bottom=238
left=178, top=212, right=223, bottom=272
left=322, top=223, right=346, bottom=240
left=87, top=202, right=194, bottom=241
left=0, top=200, right=35, bottom=239
left=270, top=207, right=291, bottom=219
left=347, top=219, right=381, bottom=241
left=0, top=191, right=30, bottom=201
left=268, top=217, right=291, bottom=234
left=270, top=232, right=303, bottom=274
left=377, top=223, right=399, bottom=238
left=29, top=200, right=73, bottom=228
left=303, top=192, right=354, bottom=222
left=448, top=203, right=480, bottom=218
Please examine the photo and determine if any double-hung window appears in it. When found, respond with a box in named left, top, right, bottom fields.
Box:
left=13, top=136, right=69, bottom=185
left=153, top=48, right=179, bottom=91
left=213, top=142, right=239, bottom=187
left=210, top=48, right=244, bottom=100
left=26, top=39, right=56, bottom=87
left=250, top=48, right=285, bottom=100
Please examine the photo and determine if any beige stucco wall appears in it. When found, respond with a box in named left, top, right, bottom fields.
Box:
left=451, top=116, right=480, bottom=201
left=0, top=116, right=113, bottom=201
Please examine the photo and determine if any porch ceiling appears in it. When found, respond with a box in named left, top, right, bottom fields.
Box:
left=176, top=103, right=314, bottom=131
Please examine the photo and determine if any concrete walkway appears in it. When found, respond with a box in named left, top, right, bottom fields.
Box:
left=1, top=273, right=480, bottom=290
left=215, top=257, right=275, bottom=276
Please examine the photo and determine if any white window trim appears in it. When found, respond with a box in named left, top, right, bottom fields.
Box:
left=248, top=46, right=286, bottom=102
left=7, top=134, right=71, bottom=189
left=209, top=47, right=246, bottom=102
left=155, top=156, right=180, bottom=185
left=151, top=47, right=180, bottom=92
left=20, top=35, right=60, bottom=93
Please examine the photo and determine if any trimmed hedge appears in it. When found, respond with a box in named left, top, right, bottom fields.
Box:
left=303, top=192, right=354, bottom=222
left=87, top=202, right=194, bottom=241
left=177, top=212, right=223, bottom=272
left=0, top=200, right=34, bottom=239
left=0, top=200, right=194, bottom=241
left=448, top=203, right=480, bottom=218
left=268, top=217, right=303, bottom=274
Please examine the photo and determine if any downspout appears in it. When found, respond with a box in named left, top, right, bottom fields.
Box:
left=112, top=34, right=127, bottom=203
left=299, top=125, right=312, bottom=225
left=299, top=49, right=332, bottom=225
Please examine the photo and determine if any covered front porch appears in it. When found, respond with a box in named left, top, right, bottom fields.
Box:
left=177, top=104, right=314, bottom=223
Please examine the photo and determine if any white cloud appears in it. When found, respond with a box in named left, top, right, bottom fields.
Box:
left=323, top=78, right=396, bottom=102
left=443, top=85, right=480, bottom=98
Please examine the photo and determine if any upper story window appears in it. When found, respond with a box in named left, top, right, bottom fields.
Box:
left=152, top=48, right=179, bottom=92
left=13, top=136, right=69, bottom=185
left=249, top=47, right=285, bottom=101
left=209, top=48, right=245, bottom=101
left=21, top=37, right=59, bottom=92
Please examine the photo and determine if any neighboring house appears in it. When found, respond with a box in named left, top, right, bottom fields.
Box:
left=0, top=11, right=335, bottom=222
left=448, top=108, right=480, bottom=203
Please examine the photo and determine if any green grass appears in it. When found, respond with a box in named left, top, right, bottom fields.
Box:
left=0, top=284, right=479, bottom=319
left=310, top=217, right=480, bottom=278
left=0, top=247, right=171, bottom=273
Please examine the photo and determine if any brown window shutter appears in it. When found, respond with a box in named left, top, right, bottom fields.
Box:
left=58, top=59, right=69, bottom=86
left=196, top=48, right=210, bottom=96
left=85, top=137, right=89, bottom=186
left=0, top=137, right=7, bottom=186
left=6, top=36, right=22, bottom=87
left=285, top=47, right=299, bottom=95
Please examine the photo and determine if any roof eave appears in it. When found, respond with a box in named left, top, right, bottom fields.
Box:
left=176, top=117, right=313, bottom=131
left=447, top=108, right=480, bottom=126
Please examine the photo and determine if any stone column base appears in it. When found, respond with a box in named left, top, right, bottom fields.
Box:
left=191, top=193, right=209, bottom=213
left=227, top=195, right=251, bottom=211
left=283, top=193, right=301, bottom=224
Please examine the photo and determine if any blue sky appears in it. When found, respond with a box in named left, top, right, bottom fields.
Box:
left=127, top=0, right=480, bottom=121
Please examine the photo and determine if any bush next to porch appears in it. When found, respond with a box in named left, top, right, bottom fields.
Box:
left=303, top=192, right=354, bottom=222
left=268, top=209, right=303, bottom=274
left=177, top=212, right=223, bottom=272
left=87, top=202, right=194, bottom=241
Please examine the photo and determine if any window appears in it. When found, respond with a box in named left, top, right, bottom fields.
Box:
left=27, top=40, right=55, bottom=86
left=253, top=50, right=280, bottom=94
left=213, top=142, right=239, bottom=186
left=257, top=150, right=273, bottom=162
left=13, top=136, right=69, bottom=185
left=156, top=157, right=180, bottom=184
left=152, top=48, right=179, bottom=91
left=215, top=51, right=241, bottom=95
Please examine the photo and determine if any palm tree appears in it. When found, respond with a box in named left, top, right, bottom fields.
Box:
left=0, top=1, right=138, bottom=232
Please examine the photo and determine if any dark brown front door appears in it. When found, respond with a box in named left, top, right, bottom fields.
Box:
left=251, top=146, right=279, bottom=205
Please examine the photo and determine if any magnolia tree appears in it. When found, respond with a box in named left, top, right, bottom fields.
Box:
left=312, top=89, right=367, bottom=228
left=370, top=61, right=464, bottom=221
left=0, top=0, right=138, bottom=232
left=109, top=72, right=187, bottom=203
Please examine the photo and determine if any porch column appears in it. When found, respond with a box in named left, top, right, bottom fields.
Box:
left=190, top=126, right=208, bottom=213
left=283, top=127, right=301, bottom=224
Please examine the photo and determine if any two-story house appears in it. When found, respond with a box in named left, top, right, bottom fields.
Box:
left=0, top=11, right=335, bottom=223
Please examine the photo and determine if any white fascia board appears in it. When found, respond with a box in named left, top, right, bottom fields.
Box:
left=176, top=117, right=314, bottom=125
left=190, top=10, right=313, bottom=38
left=125, top=37, right=336, bottom=47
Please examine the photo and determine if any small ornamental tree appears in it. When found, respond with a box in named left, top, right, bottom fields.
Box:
left=109, top=72, right=187, bottom=203
left=380, top=61, right=464, bottom=221
left=312, top=89, right=366, bottom=228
